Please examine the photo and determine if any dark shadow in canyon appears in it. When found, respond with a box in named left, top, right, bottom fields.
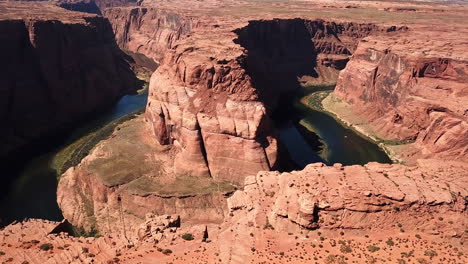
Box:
left=233, top=19, right=320, bottom=112
left=0, top=16, right=155, bottom=227
left=58, top=0, right=141, bottom=15
left=233, top=19, right=392, bottom=170
left=59, top=1, right=102, bottom=15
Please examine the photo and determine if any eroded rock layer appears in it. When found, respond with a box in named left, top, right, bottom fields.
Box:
left=0, top=2, right=140, bottom=160
left=145, top=19, right=400, bottom=184
left=57, top=116, right=231, bottom=239
left=103, top=7, right=194, bottom=63
left=334, top=32, right=468, bottom=162
left=234, top=19, right=404, bottom=107
left=229, top=160, right=467, bottom=233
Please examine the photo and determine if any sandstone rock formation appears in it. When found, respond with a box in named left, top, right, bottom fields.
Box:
left=57, top=116, right=231, bottom=240
left=229, top=160, right=467, bottom=233
left=103, top=7, right=194, bottom=63
left=334, top=30, right=468, bottom=162
left=145, top=18, right=403, bottom=184
left=0, top=2, right=140, bottom=161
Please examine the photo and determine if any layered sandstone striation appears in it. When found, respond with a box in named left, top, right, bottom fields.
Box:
left=145, top=19, right=402, bottom=184
left=145, top=21, right=276, bottom=184
left=333, top=30, right=468, bottom=162
left=234, top=19, right=404, bottom=106
left=57, top=116, right=233, bottom=239
left=0, top=2, right=140, bottom=159
left=229, top=160, right=468, bottom=233
left=103, top=7, right=194, bottom=63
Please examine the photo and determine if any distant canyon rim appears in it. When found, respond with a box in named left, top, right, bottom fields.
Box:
left=0, top=0, right=467, bottom=264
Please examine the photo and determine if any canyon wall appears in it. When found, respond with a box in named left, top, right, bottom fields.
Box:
left=145, top=19, right=402, bottom=184
left=334, top=34, right=468, bottom=161
left=57, top=116, right=229, bottom=239
left=233, top=19, right=397, bottom=108
left=0, top=10, right=140, bottom=159
left=103, top=7, right=195, bottom=63
left=58, top=165, right=228, bottom=240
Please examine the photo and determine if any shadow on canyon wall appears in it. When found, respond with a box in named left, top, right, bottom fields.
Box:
left=0, top=15, right=146, bottom=219
left=233, top=19, right=392, bottom=170
left=233, top=19, right=319, bottom=112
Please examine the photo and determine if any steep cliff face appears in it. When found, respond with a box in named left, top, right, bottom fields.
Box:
left=103, top=7, right=194, bottom=63
left=233, top=19, right=396, bottom=108
left=146, top=19, right=400, bottom=184
left=57, top=116, right=230, bottom=239
left=334, top=34, right=468, bottom=161
left=145, top=22, right=275, bottom=184
left=0, top=12, right=140, bottom=159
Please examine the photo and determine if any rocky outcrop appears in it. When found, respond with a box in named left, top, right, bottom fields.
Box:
left=0, top=3, right=140, bottom=161
left=334, top=32, right=468, bottom=162
left=57, top=116, right=230, bottom=240
left=103, top=7, right=194, bottom=63
left=229, top=159, right=468, bottom=233
left=145, top=19, right=402, bottom=184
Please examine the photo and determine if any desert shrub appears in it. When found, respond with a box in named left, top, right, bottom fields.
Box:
left=325, top=254, right=347, bottom=264
left=386, top=238, right=395, bottom=246
left=181, top=233, right=194, bottom=241
left=162, top=249, right=172, bottom=255
left=39, top=243, right=53, bottom=251
left=401, top=250, right=414, bottom=258
left=424, top=250, right=437, bottom=259
left=263, top=217, right=274, bottom=230
left=339, top=243, right=352, bottom=253
left=367, top=245, right=380, bottom=252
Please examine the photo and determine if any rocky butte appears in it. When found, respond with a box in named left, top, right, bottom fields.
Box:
left=1, top=0, right=467, bottom=263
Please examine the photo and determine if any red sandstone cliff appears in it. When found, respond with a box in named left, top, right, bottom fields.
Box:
left=334, top=31, right=468, bottom=162
left=57, top=116, right=230, bottom=240
left=0, top=3, right=140, bottom=159
left=103, top=7, right=194, bottom=63
left=145, top=19, right=402, bottom=184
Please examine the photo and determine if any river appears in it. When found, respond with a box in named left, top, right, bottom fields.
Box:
left=0, top=88, right=390, bottom=225
left=0, top=90, right=148, bottom=225
left=277, top=91, right=391, bottom=168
